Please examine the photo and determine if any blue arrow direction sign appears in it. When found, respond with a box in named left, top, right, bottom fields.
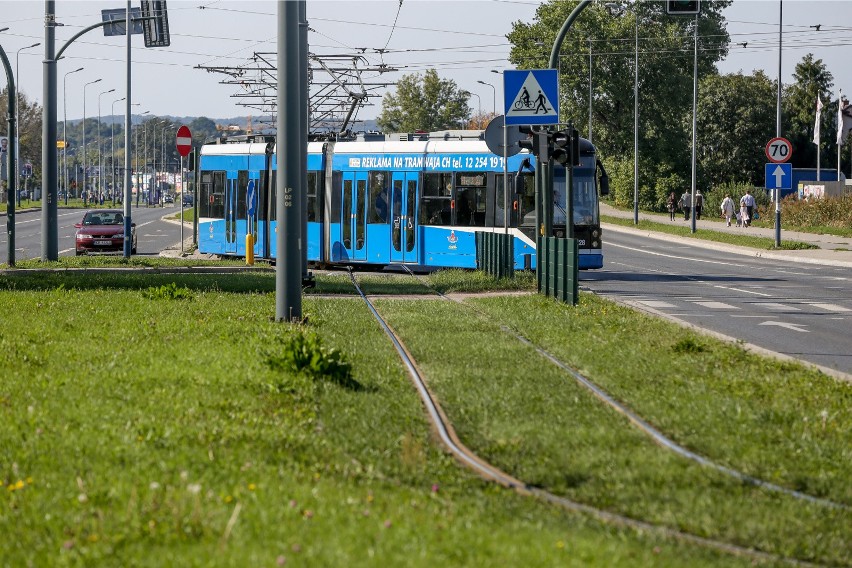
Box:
left=247, top=179, right=257, bottom=217
left=765, top=162, right=792, bottom=190
left=503, top=69, right=559, bottom=126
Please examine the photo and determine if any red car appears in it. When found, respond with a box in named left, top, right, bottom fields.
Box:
left=74, top=209, right=137, bottom=255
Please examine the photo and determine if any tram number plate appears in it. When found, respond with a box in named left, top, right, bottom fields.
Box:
left=94, top=240, right=112, bottom=246
left=577, top=239, right=586, bottom=246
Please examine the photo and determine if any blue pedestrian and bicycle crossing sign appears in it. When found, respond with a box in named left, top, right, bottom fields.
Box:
left=765, top=162, right=792, bottom=190
left=503, top=69, right=559, bottom=126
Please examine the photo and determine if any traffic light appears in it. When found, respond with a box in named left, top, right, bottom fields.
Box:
left=518, top=125, right=550, bottom=163
left=666, top=0, right=700, bottom=15
left=550, top=127, right=581, bottom=167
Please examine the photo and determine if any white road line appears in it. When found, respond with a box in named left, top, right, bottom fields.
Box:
left=755, top=302, right=800, bottom=311
left=808, top=303, right=851, bottom=313
left=636, top=300, right=676, bottom=309
left=607, top=242, right=746, bottom=266
left=693, top=301, right=738, bottom=309
left=712, top=284, right=772, bottom=297
left=758, top=321, right=809, bottom=333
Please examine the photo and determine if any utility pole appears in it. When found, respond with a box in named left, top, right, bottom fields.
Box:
left=41, top=1, right=59, bottom=261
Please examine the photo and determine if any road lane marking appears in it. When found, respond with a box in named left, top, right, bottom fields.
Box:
left=636, top=300, right=676, bottom=309
left=693, top=301, right=737, bottom=309
left=607, top=242, right=746, bottom=266
left=808, top=303, right=851, bottom=313
left=758, top=321, right=809, bottom=333
left=755, top=302, right=800, bottom=311
left=712, top=284, right=771, bottom=297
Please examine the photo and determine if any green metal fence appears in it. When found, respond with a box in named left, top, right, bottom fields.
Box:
left=537, top=236, right=578, bottom=305
left=476, top=232, right=514, bottom=279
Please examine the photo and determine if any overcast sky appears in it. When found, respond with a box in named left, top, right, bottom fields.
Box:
left=3, top=0, right=851, bottom=126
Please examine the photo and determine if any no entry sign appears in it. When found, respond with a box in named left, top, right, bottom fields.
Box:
left=175, top=125, right=192, bottom=157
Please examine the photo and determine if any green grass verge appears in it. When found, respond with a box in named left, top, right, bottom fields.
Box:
left=375, top=293, right=852, bottom=566
left=0, top=272, right=747, bottom=566
left=601, top=214, right=818, bottom=250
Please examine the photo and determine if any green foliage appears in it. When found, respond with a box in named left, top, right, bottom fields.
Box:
left=784, top=54, right=835, bottom=169
left=266, top=332, right=354, bottom=387
left=141, top=282, right=194, bottom=300
left=376, top=69, right=471, bottom=132
left=780, top=194, right=852, bottom=235
left=672, top=336, right=706, bottom=354
left=696, top=72, right=776, bottom=187
left=0, top=87, right=43, bottom=183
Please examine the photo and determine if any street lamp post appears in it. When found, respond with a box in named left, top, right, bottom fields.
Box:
left=135, top=111, right=150, bottom=206
left=62, top=66, right=84, bottom=205
left=110, top=96, right=126, bottom=205
left=82, top=79, right=101, bottom=204
left=97, top=88, right=115, bottom=204
left=160, top=123, right=171, bottom=207
left=633, top=10, right=639, bottom=225
left=477, top=80, right=496, bottom=115
left=463, top=90, right=481, bottom=121
left=15, top=42, right=40, bottom=206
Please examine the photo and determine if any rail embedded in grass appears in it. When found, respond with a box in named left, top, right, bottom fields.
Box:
left=601, top=214, right=818, bottom=250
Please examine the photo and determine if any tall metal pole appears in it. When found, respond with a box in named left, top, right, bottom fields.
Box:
left=135, top=111, right=148, bottom=205
left=690, top=12, right=698, bottom=234
left=16, top=42, right=40, bottom=207
left=123, top=0, right=133, bottom=256
left=1, top=43, right=17, bottom=266
left=160, top=123, right=169, bottom=207
left=63, top=67, right=83, bottom=206
left=633, top=12, right=639, bottom=225
left=110, top=96, right=125, bottom=205
left=588, top=37, right=592, bottom=143
left=41, top=0, right=59, bottom=261
left=82, top=79, right=101, bottom=202
left=98, top=88, right=115, bottom=203
left=276, top=0, right=302, bottom=321
left=299, top=0, right=309, bottom=281
left=775, top=0, right=783, bottom=247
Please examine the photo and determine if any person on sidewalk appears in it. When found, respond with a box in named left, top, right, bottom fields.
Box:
left=739, top=198, right=750, bottom=228
left=667, top=191, right=677, bottom=221
left=679, top=190, right=692, bottom=220
left=740, top=190, right=756, bottom=227
left=694, top=190, right=704, bottom=220
left=720, top=193, right=735, bottom=227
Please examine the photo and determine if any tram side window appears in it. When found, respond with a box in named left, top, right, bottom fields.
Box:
left=201, top=171, right=226, bottom=219
left=517, top=173, right=536, bottom=226
left=258, top=171, right=268, bottom=222
left=419, top=173, right=452, bottom=225
left=454, top=172, right=487, bottom=227
left=237, top=171, right=249, bottom=220
left=269, top=171, right=277, bottom=222
left=307, top=171, right=322, bottom=222
left=368, top=171, right=390, bottom=224
left=330, top=171, right=342, bottom=222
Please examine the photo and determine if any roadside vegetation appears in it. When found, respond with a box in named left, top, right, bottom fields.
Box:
left=601, top=214, right=818, bottom=250
left=1, top=266, right=848, bottom=565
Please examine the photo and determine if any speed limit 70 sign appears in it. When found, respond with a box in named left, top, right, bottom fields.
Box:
left=765, top=137, right=792, bottom=163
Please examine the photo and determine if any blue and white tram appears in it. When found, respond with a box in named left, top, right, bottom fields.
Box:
left=197, top=132, right=607, bottom=270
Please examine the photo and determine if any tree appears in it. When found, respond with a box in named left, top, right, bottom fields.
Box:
left=506, top=0, right=731, bottom=195
left=189, top=116, right=218, bottom=144
left=784, top=54, right=834, bottom=169
left=0, top=87, right=43, bottom=187
left=376, top=70, right=470, bottom=132
left=696, top=71, right=776, bottom=188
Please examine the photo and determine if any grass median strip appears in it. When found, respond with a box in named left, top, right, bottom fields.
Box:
left=375, top=294, right=851, bottom=566
left=602, top=214, right=818, bottom=250
left=1, top=272, right=747, bottom=567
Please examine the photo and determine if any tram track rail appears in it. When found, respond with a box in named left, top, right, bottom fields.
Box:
left=347, top=267, right=834, bottom=567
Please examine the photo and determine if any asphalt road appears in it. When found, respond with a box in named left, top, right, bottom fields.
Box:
left=581, top=230, right=852, bottom=377
left=1, top=204, right=190, bottom=263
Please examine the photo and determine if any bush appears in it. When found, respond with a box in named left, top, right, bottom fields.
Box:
left=266, top=332, right=355, bottom=388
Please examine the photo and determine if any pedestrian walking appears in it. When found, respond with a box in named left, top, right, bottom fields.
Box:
left=739, top=199, right=750, bottom=228
left=720, top=193, right=735, bottom=227
left=679, top=190, right=692, bottom=220
left=695, top=190, right=704, bottom=220
left=740, top=190, right=755, bottom=227
left=667, top=191, right=677, bottom=221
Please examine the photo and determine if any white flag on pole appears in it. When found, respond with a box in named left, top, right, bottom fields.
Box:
left=838, top=93, right=852, bottom=146
left=813, top=96, right=822, bottom=146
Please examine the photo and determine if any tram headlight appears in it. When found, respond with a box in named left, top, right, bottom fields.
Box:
left=592, top=240, right=599, bottom=248
left=556, top=230, right=564, bottom=238
left=592, top=229, right=600, bottom=238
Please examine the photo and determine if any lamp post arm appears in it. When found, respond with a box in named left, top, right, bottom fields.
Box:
left=548, top=0, right=592, bottom=69
left=54, top=17, right=152, bottom=61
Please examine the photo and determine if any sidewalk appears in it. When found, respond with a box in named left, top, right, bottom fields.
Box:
left=600, top=202, right=852, bottom=268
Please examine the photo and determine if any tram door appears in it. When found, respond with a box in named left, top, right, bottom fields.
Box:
left=390, top=172, right=418, bottom=263
left=341, top=172, right=368, bottom=261
left=224, top=177, right=238, bottom=255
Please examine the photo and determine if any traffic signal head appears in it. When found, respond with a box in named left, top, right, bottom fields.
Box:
left=551, top=130, right=570, bottom=166
left=518, top=125, right=550, bottom=162
left=666, top=0, right=700, bottom=15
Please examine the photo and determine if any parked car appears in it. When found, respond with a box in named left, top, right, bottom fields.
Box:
left=163, top=194, right=174, bottom=204
left=182, top=194, right=194, bottom=207
left=74, top=209, right=137, bottom=255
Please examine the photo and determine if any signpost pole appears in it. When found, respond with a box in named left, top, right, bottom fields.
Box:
left=180, top=154, right=184, bottom=254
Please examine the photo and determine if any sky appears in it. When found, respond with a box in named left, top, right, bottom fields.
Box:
left=2, top=0, right=851, bottom=127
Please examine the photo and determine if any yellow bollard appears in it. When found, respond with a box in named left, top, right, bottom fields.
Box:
left=246, top=233, right=255, bottom=265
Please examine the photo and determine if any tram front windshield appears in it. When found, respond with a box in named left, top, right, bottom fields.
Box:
left=552, top=168, right=599, bottom=227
